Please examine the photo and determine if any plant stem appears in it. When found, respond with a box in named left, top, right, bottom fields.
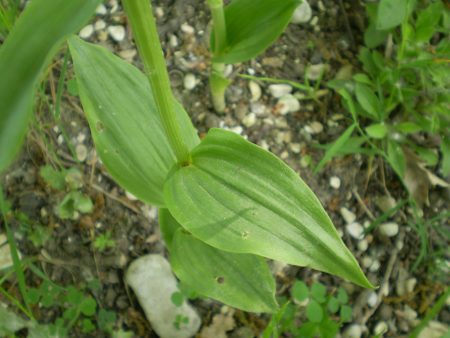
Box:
left=122, top=0, right=190, bottom=164
left=207, top=0, right=229, bottom=113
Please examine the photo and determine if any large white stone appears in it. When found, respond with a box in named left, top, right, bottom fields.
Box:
left=108, top=25, right=126, bottom=42
left=379, top=222, right=399, bottom=237
left=291, top=1, right=312, bottom=24
left=268, top=84, right=292, bottom=98
left=126, top=255, right=201, bottom=338
left=346, top=222, right=364, bottom=240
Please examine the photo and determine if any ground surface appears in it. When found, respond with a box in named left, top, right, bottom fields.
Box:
left=1, top=0, right=449, bottom=337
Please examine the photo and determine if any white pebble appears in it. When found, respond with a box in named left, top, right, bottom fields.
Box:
left=367, top=292, right=378, bottom=307
left=369, top=259, right=381, bottom=272
left=374, top=321, right=388, bottom=335
left=362, top=256, right=373, bottom=268
left=249, top=81, right=262, bottom=102
left=291, top=0, right=312, bottom=24
left=343, top=324, right=364, bottom=338
left=169, top=34, right=179, bottom=47
left=242, top=113, right=257, bottom=128
left=79, top=24, right=94, bottom=39
left=268, top=84, right=292, bottom=98
left=329, top=176, right=341, bottom=189
left=183, top=73, right=197, bottom=90
left=306, top=63, right=329, bottom=81
left=379, top=222, right=399, bottom=237
left=108, top=25, right=126, bottom=42
left=305, top=121, right=324, bottom=134
left=340, top=207, right=356, bottom=224
left=357, top=239, right=368, bottom=252
left=290, top=143, right=302, bottom=154
left=155, top=6, right=164, bottom=19
left=126, top=255, right=201, bottom=338
left=75, top=144, right=88, bottom=162
left=406, top=278, right=417, bottom=293
left=95, top=4, right=107, bottom=15
left=94, top=20, right=106, bottom=31
left=277, top=94, right=300, bottom=115
left=346, top=222, right=364, bottom=240
left=181, top=23, right=195, bottom=35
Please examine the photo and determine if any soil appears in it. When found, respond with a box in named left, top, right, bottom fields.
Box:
left=1, top=0, right=449, bottom=337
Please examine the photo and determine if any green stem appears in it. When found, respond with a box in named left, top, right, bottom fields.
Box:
left=122, top=0, right=190, bottom=164
left=207, top=0, right=229, bottom=113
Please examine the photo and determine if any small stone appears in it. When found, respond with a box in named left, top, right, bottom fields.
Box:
left=277, top=94, right=300, bottom=115
left=75, top=144, right=88, bottom=162
left=329, top=176, right=341, bottom=189
left=418, top=321, right=448, bottom=338
left=126, top=255, right=201, bottom=338
left=362, top=256, right=373, bottom=268
left=369, top=260, right=381, bottom=272
left=155, top=6, right=164, bottom=18
left=181, top=23, right=195, bottom=34
left=291, top=0, right=312, bottom=24
left=95, top=4, right=107, bottom=15
left=290, top=143, right=301, bottom=154
left=94, top=19, right=106, bottom=31
left=357, top=239, right=368, bottom=252
left=108, top=25, right=126, bottom=42
left=306, top=64, right=329, bottom=81
left=169, top=34, right=179, bottom=47
left=248, top=81, right=262, bottom=102
left=346, top=222, right=364, bottom=240
left=310, top=16, right=319, bottom=26
left=79, top=24, right=94, bottom=39
left=125, top=191, right=138, bottom=201
left=374, top=321, right=388, bottom=335
left=268, top=84, right=292, bottom=98
left=305, top=121, right=324, bottom=134
left=242, top=113, right=256, bottom=128
left=343, top=324, right=364, bottom=338
left=406, top=278, right=417, bottom=293
left=183, top=73, right=197, bottom=90
left=379, top=222, right=399, bottom=237
left=367, top=292, right=378, bottom=307
left=340, top=207, right=356, bottom=224
left=118, top=49, right=137, bottom=62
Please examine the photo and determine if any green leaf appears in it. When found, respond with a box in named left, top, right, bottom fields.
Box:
left=212, top=0, right=300, bottom=63
left=415, top=2, right=443, bottom=42
left=40, top=166, right=66, bottom=190
left=74, top=193, right=93, bottom=214
left=159, top=208, right=181, bottom=250
left=170, top=291, right=184, bottom=307
left=376, top=0, right=407, bottom=30
left=171, top=228, right=277, bottom=313
left=395, top=122, right=422, bottom=134
left=306, top=300, right=323, bottom=323
left=0, top=0, right=100, bottom=174
left=327, top=297, right=339, bottom=314
left=387, top=140, right=406, bottom=178
left=441, top=136, right=450, bottom=176
left=365, top=123, right=388, bottom=139
left=354, top=83, right=381, bottom=119
left=80, top=296, right=97, bottom=316
left=353, top=73, right=373, bottom=85
left=337, top=287, right=348, bottom=304
left=291, top=281, right=309, bottom=302
left=164, top=128, right=373, bottom=288
left=68, top=36, right=199, bottom=207
left=310, top=282, right=327, bottom=303
left=340, top=304, right=353, bottom=322
left=314, top=124, right=356, bottom=173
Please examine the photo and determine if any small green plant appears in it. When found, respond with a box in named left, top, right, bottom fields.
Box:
left=93, top=231, right=116, bottom=252
left=322, top=0, right=449, bottom=184
left=40, top=165, right=93, bottom=220
left=263, top=281, right=352, bottom=338
left=206, top=0, right=300, bottom=112
left=0, top=0, right=373, bottom=314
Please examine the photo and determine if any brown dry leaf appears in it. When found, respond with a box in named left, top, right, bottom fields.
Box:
left=199, top=308, right=236, bottom=338
left=403, top=148, right=449, bottom=207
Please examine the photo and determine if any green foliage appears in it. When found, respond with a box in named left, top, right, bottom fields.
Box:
left=93, top=231, right=116, bottom=252
left=263, top=282, right=352, bottom=338
left=211, top=0, right=300, bottom=64
left=0, top=0, right=100, bottom=173
left=324, top=0, right=449, bottom=183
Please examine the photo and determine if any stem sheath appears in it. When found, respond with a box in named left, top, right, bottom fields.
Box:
left=122, top=0, right=190, bottom=164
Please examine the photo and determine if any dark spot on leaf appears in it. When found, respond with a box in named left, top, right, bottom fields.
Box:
left=216, top=276, right=225, bottom=284
left=96, top=121, right=105, bottom=133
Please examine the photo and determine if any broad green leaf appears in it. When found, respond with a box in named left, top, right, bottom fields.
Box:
left=310, top=282, right=327, bottom=303
left=158, top=208, right=181, bottom=250
left=212, top=0, right=300, bottom=64
left=387, top=139, right=406, bottom=178
left=0, top=0, right=100, bottom=174
left=441, top=136, right=450, bottom=176
left=395, top=122, right=422, bottom=134
left=340, top=304, right=352, bottom=322
left=164, top=128, right=373, bottom=288
left=170, top=229, right=278, bottom=313
left=365, top=123, right=388, bottom=139
left=354, top=83, right=381, bottom=119
left=306, top=300, right=323, bottom=323
left=415, top=1, right=443, bottom=42
left=68, top=37, right=200, bottom=206
left=314, top=124, right=356, bottom=173
left=337, top=287, right=348, bottom=304
left=327, top=297, right=339, bottom=314
left=376, top=0, right=407, bottom=30
left=291, top=281, right=309, bottom=302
